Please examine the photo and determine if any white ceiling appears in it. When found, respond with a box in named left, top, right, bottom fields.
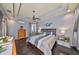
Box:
left=0, top=3, right=67, bottom=17
left=0, top=3, right=78, bottom=20
left=19, top=3, right=64, bottom=17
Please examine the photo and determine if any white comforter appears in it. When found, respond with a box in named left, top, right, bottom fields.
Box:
left=37, top=35, right=56, bottom=55
left=28, top=33, right=46, bottom=45
left=28, top=34, right=57, bottom=55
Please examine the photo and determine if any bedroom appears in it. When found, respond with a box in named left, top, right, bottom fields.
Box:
left=0, top=3, right=79, bottom=55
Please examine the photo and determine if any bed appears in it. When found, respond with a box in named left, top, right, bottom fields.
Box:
left=27, top=28, right=57, bottom=55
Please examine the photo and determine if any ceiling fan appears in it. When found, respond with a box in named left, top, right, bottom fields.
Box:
left=31, top=10, right=40, bottom=22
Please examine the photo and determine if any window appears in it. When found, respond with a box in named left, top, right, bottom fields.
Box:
left=31, top=23, right=37, bottom=33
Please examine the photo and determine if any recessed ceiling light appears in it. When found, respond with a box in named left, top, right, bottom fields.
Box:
left=9, top=20, right=15, bottom=24
left=60, top=30, right=65, bottom=34
left=67, top=9, right=71, bottom=12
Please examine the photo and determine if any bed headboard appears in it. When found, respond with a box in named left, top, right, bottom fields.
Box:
left=41, top=28, right=56, bottom=36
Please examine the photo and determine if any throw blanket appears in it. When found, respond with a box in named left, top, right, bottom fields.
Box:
left=34, top=34, right=48, bottom=46
left=37, top=35, right=56, bottom=55
left=28, top=33, right=46, bottom=45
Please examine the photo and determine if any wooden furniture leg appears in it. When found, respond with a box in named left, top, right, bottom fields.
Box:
left=12, top=39, right=16, bottom=55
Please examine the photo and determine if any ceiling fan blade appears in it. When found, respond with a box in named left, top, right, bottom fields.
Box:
left=36, top=18, right=40, bottom=20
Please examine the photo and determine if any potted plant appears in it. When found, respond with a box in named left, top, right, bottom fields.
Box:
left=2, top=36, right=8, bottom=43
left=64, top=37, right=70, bottom=42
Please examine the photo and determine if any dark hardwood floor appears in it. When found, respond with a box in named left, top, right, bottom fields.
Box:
left=15, top=39, right=44, bottom=55
left=52, top=44, right=79, bottom=55
left=15, top=39, right=79, bottom=55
